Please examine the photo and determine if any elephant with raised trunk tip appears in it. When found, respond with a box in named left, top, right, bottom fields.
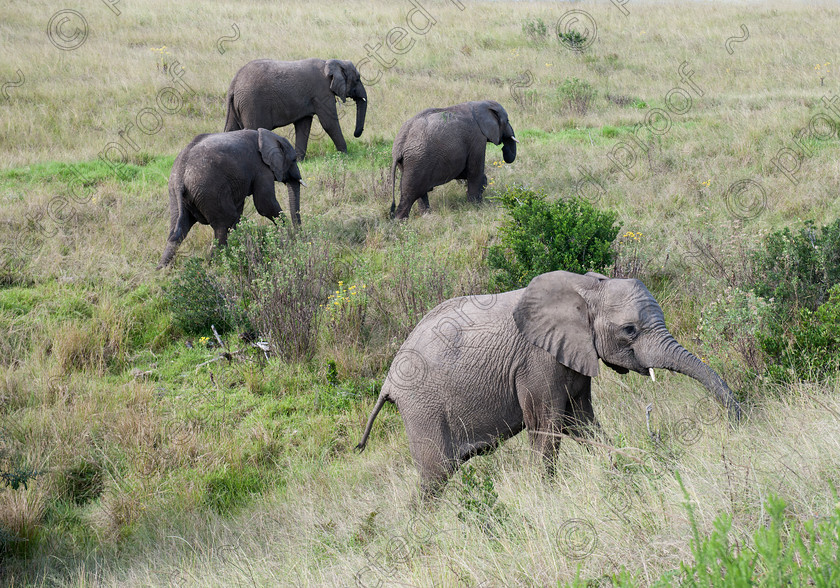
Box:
left=356, top=270, right=741, bottom=497
left=224, top=58, right=367, bottom=161
left=390, top=100, right=518, bottom=219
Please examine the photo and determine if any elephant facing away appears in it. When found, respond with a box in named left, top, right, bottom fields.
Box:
left=224, top=58, right=367, bottom=161
left=390, top=100, right=517, bottom=220
left=356, top=271, right=742, bottom=497
left=157, top=128, right=303, bottom=269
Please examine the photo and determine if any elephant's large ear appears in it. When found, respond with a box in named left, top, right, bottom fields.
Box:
left=258, top=128, right=288, bottom=182
left=473, top=101, right=508, bottom=145
left=324, top=59, right=348, bottom=102
left=513, top=271, right=600, bottom=377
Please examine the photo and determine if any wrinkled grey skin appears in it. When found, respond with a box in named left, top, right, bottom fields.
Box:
left=390, top=100, right=517, bottom=219
left=224, top=58, right=367, bottom=161
left=357, top=271, right=741, bottom=497
left=157, top=129, right=303, bottom=269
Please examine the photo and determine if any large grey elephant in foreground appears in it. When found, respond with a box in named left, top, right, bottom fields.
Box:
left=157, top=129, right=303, bottom=269
left=356, top=271, right=741, bottom=496
left=390, top=100, right=517, bottom=219
left=224, top=58, right=367, bottom=160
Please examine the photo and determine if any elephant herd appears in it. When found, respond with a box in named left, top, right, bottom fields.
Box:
left=157, top=57, right=516, bottom=268
left=156, top=56, right=742, bottom=498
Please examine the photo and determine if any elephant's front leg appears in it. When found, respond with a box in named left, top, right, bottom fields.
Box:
left=293, top=117, right=313, bottom=161
left=563, top=381, right=606, bottom=441
left=517, top=379, right=567, bottom=474
left=466, top=157, right=488, bottom=203
left=315, top=105, right=348, bottom=154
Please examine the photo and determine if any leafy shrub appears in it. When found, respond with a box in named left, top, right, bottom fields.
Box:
left=457, top=464, right=509, bottom=538
left=220, top=222, right=333, bottom=361
left=558, top=29, right=588, bottom=51
left=760, top=284, right=840, bottom=382
left=753, top=219, right=840, bottom=312
left=488, top=186, right=619, bottom=291
left=672, top=476, right=840, bottom=586
left=747, top=219, right=840, bottom=382
left=164, top=257, right=236, bottom=334
left=165, top=220, right=333, bottom=360
left=521, top=18, right=548, bottom=40
left=557, top=77, right=596, bottom=114
left=698, top=287, right=770, bottom=388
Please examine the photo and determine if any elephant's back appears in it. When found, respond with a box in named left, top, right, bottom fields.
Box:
left=235, top=58, right=322, bottom=82
left=383, top=290, right=529, bottom=397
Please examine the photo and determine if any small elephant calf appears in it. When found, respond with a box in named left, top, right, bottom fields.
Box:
left=356, top=270, right=741, bottom=497
left=390, top=100, right=518, bottom=219
left=157, top=128, right=304, bottom=268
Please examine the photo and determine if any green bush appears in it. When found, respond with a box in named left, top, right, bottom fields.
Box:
left=760, top=284, right=840, bottom=382
left=164, top=220, right=333, bottom=360
left=521, top=18, right=548, bottom=40
left=672, top=476, right=840, bottom=587
left=576, top=480, right=840, bottom=587
left=747, top=219, right=840, bottom=382
left=557, top=77, right=596, bottom=114
left=456, top=464, right=509, bottom=538
left=557, top=30, right=589, bottom=51
left=164, top=257, right=237, bottom=334
left=487, top=186, right=619, bottom=291
left=753, top=219, right=840, bottom=312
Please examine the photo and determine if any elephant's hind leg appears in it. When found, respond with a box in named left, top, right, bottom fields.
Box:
left=158, top=211, right=196, bottom=268
left=407, top=429, right=457, bottom=499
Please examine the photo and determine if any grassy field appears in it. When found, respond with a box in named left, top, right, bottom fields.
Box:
left=2, top=0, right=840, bottom=585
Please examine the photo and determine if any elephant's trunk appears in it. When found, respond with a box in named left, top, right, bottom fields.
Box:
left=353, top=89, right=367, bottom=138
left=287, top=181, right=301, bottom=226
left=502, top=123, right=517, bottom=163
left=643, top=329, right=742, bottom=420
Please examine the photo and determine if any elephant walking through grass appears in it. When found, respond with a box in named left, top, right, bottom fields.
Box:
left=224, top=58, right=367, bottom=161
left=390, top=100, right=517, bottom=219
left=157, top=128, right=303, bottom=268
left=356, top=270, right=741, bottom=497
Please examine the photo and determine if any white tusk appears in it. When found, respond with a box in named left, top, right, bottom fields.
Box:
left=649, top=368, right=656, bottom=382
left=511, top=136, right=519, bottom=143
left=299, top=180, right=307, bottom=187
left=360, top=97, right=366, bottom=102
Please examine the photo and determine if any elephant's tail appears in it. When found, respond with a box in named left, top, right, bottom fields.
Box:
left=389, top=155, right=400, bottom=218
left=355, top=393, right=391, bottom=453
left=224, top=86, right=241, bottom=132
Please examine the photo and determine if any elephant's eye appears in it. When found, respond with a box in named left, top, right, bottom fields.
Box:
left=622, top=324, right=637, bottom=337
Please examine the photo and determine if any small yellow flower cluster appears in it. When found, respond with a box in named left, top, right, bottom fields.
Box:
left=545, top=62, right=553, bottom=67
left=701, top=179, right=711, bottom=187
left=491, top=161, right=504, bottom=168
left=622, top=231, right=643, bottom=242
left=150, top=46, right=171, bottom=56
left=815, top=62, right=830, bottom=71
left=198, top=336, right=210, bottom=346
left=324, top=281, right=366, bottom=312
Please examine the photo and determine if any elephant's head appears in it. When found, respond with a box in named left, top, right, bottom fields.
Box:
left=472, top=100, right=517, bottom=164
left=323, top=59, right=367, bottom=138
left=513, top=271, right=742, bottom=419
left=258, top=128, right=303, bottom=223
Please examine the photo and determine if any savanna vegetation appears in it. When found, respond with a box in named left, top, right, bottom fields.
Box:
left=1, top=1, right=840, bottom=585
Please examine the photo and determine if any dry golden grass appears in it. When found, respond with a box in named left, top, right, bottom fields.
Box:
left=2, top=0, right=840, bottom=586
